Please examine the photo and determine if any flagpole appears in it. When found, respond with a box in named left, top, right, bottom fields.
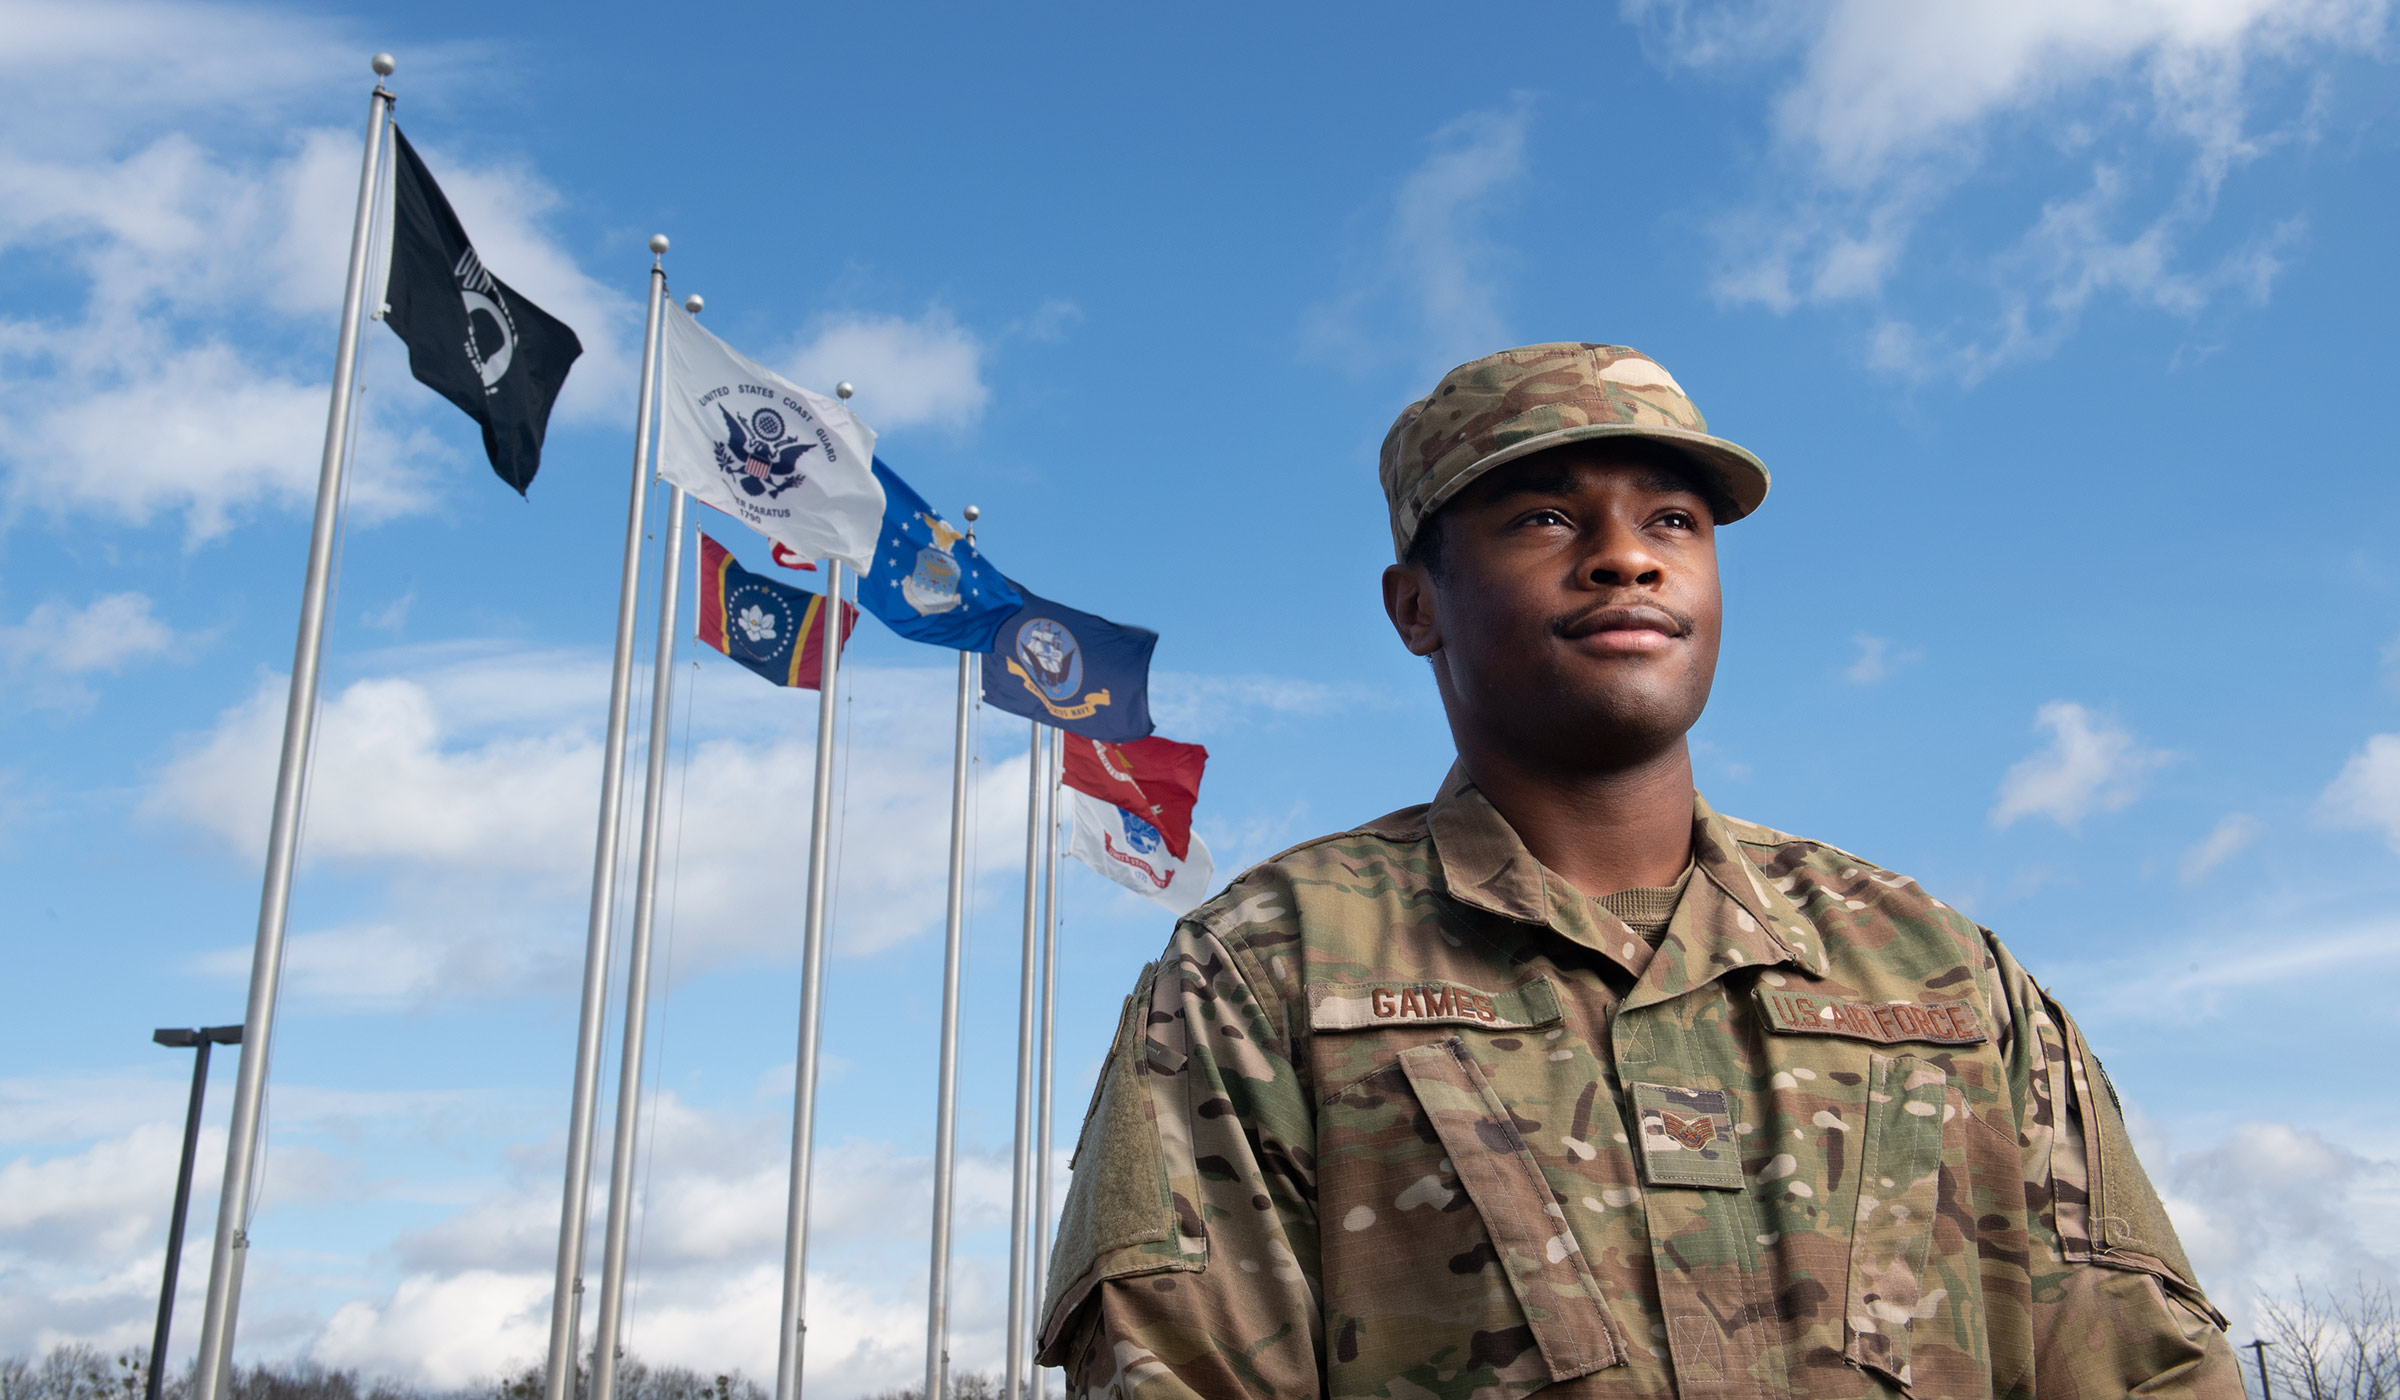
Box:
left=924, top=506, right=981, bottom=1400
left=1030, top=734, right=1062, bottom=1378
left=545, top=233, right=670, bottom=1400
left=1004, top=722, right=1047, bottom=1400
left=774, top=356, right=857, bottom=1400
left=589, top=297, right=700, bottom=1400
left=189, top=56, right=394, bottom=1400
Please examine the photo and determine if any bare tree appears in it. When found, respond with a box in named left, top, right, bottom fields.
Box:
left=2254, top=1279, right=2400, bottom=1400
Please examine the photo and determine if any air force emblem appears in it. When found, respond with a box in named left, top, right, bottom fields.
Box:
left=715, top=404, right=820, bottom=499
left=901, top=512, right=967, bottom=616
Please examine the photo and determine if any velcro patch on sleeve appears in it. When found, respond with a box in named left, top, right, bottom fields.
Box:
left=1753, top=986, right=1987, bottom=1046
left=1309, top=975, right=1561, bottom=1032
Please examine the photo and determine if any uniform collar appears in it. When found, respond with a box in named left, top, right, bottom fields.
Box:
left=1425, top=763, right=1829, bottom=992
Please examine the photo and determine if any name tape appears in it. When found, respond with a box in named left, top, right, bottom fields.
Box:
left=1310, top=976, right=1561, bottom=1032
left=1754, top=986, right=1986, bottom=1046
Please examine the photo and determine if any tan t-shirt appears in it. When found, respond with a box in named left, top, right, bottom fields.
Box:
left=1598, top=860, right=1695, bottom=944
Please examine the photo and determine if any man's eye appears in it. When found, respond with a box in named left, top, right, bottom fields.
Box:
left=1525, top=508, right=1571, bottom=528
left=1659, top=511, right=1696, bottom=531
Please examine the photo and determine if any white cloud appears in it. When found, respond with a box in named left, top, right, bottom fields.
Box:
left=0, top=0, right=354, bottom=155
left=0, top=14, right=637, bottom=542
left=2082, top=920, right=2400, bottom=1021
left=2321, top=733, right=2400, bottom=850
left=1990, top=700, right=2170, bottom=829
left=1624, top=0, right=2390, bottom=379
left=782, top=310, right=990, bottom=432
left=148, top=647, right=1057, bottom=1000
left=2153, top=1118, right=2400, bottom=1335
left=1303, top=96, right=1533, bottom=374
left=1147, top=671, right=1382, bottom=739
left=312, top=1094, right=1032, bottom=1395
left=1015, top=297, right=1084, bottom=344
left=0, top=1066, right=525, bottom=1367
left=1, top=593, right=176, bottom=675
left=0, top=592, right=184, bottom=710
left=1842, top=633, right=1920, bottom=685
left=2178, top=812, right=2261, bottom=883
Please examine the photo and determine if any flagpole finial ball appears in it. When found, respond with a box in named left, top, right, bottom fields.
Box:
left=371, top=53, right=396, bottom=76
left=964, top=505, right=981, bottom=522
left=648, top=234, right=669, bottom=255
left=684, top=294, right=704, bottom=315
left=836, top=381, right=854, bottom=399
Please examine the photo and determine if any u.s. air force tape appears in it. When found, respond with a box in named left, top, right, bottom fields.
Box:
left=1752, top=985, right=1987, bottom=1046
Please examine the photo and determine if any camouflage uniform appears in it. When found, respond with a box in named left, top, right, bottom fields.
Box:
left=1035, top=769, right=2240, bottom=1398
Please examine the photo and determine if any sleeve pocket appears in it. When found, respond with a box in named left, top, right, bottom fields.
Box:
left=1843, top=1053, right=1947, bottom=1390
left=2054, top=1004, right=2227, bottom=1327
left=1395, top=1037, right=1622, bottom=1384
left=1038, top=962, right=1192, bottom=1361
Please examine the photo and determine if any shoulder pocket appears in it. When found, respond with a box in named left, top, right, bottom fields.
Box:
left=1843, top=1053, right=1948, bottom=1389
left=2052, top=1002, right=2226, bottom=1327
left=1392, top=1037, right=1622, bottom=1387
left=1039, top=962, right=1197, bottom=1360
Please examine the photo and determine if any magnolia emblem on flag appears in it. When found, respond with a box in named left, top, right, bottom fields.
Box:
left=453, top=247, right=517, bottom=391
left=715, top=403, right=819, bottom=499
left=902, top=513, right=967, bottom=616
left=1005, top=614, right=1110, bottom=721
left=723, top=577, right=800, bottom=665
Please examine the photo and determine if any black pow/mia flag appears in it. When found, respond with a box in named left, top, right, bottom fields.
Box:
left=383, top=125, right=582, bottom=495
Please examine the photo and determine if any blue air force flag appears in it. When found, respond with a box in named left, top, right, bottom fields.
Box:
left=979, top=585, right=1156, bottom=741
left=657, top=305, right=884, bottom=573
left=854, top=459, right=1023, bottom=650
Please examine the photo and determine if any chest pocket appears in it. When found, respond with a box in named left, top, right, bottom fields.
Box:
left=1313, top=975, right=1625, bottom=1398
left=1395, top=1038, right=1623, bottom=1386
left=1843, top=1053, right=1948, bottom=1390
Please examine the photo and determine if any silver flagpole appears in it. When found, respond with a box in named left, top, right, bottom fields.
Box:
left=189, top=56, right=395, bottom=1400
left=923, top=506, right=981, bottom=1400
left=774, top=368, right=857, bottom=1400
left=1004, top=722, right=1047, bottom=1400
left=590, top=291, right=700, bottom=1400
left=545, top=233, right=671, bottom=1400
left=1030, top=734, right=1062, bottom=1385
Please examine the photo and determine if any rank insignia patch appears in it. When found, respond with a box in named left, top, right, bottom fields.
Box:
left=1632, top=1082, right=1742, bottom=1190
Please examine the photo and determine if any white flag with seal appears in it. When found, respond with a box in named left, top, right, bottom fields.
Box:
left=1065, top=786, right=1214, bottom=915
left=658, top=304, right=884, bottom=572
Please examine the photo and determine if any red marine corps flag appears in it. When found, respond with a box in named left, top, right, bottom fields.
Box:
left=1061, top=734, right=1206, bottom=859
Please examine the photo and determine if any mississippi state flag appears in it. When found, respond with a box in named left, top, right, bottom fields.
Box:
left=1065, top=787, right=1213, bottom=915
left=696, top=533, right=857, bottom=690
left=1061, top=734, right=1206, bottom=859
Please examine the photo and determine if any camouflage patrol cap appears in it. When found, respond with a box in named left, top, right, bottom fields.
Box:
left=1379, top=343, right=1770, bottom=561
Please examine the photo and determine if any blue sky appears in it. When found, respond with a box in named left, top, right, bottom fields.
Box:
left=5, top=0, right=2399, bottom=1391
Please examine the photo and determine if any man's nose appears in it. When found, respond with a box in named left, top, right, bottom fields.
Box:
left=1584, top=521, right=1663, bottom=587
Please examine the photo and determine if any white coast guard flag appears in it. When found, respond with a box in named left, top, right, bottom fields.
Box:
left=1066, top=786, right=1214, bottom=915
left=658, top=305, right=883, bottom=572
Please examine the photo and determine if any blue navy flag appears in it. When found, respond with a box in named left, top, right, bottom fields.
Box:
left=854, top=459, right=1023, bottom=650
left=980, top=585, right=1157, bottom=741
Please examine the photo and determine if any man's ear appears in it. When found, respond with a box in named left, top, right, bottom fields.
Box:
left=1382, top=562, right=1443, bottom=657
